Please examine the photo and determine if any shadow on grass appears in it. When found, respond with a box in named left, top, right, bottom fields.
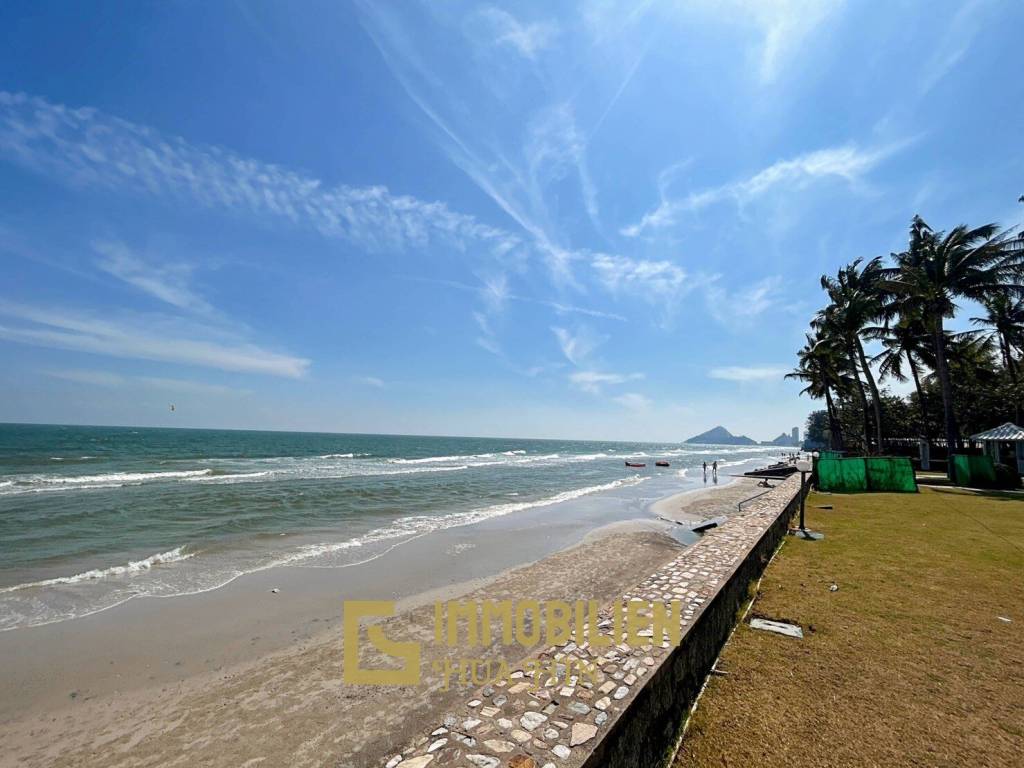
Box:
left=928, top=486, right=1024, bottom=502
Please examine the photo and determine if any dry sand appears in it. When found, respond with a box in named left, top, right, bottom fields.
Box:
left=0, top=526, right=683, bottom=768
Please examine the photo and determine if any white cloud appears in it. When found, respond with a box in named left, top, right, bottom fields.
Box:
left=590, top=254, right=686, bottom=302
left=684, top=0, right=845, bottom=83
left=0, top=301, right=309, bottom=378
left=476, top=7, right=558, bottom=59
left=552, top=325, right=606, bottom=367
left=0, top=91, right=520, bottom=259
left=709, top=365, right=788, bottom=382
left=357, top=376, right=385, bottom=388
left=623, top=143, right=900, bottom=237
left=473, top=311, right=502, bottom=356
left=94, top=241, right=212, bottom=314
left=920, top=0, right=988, bottom=95
left=705, top=275, right=785, bottom=327
left=569, top=370, right=643, bottom=394
left=480, top=273, right=509, bottom=314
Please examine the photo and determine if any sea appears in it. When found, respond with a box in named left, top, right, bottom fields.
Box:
left=0, top=423, right=786, bottom=631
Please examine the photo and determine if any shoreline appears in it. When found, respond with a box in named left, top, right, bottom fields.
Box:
left=649, top=475, right=763, bottom=522
left=0, top=474, right=750, bottom=767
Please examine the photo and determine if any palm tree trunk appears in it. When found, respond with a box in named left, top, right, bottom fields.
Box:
left=824, top=385, right=844, bottom=450
left=846, top=339, right=872, bottom=454
left=931, top=318, right=959, bottom=480
left=856, top=338, right=885, bottom=454
left=906, top=352, right=929, bottom=440
left=999, top=331, right=1021, bottom=423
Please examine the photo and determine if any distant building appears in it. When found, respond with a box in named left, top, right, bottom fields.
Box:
left=791, top=426, right=799, bottom=445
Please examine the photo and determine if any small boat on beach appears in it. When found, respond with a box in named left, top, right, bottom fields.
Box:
left=655, top=460, right=670, bottom=467
left=743, top=461, right=798, bottom=478
left=625, top=461, right=646, bottom=468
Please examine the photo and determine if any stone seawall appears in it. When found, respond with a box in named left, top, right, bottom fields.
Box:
left=380, top=475, right=803, bottom=768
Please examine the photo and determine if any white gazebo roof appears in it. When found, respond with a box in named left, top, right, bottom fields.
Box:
left=970, top=422, right=1024, bottom=442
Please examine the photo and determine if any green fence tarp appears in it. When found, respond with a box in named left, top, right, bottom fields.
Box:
left=951, top=454, right=997, bottom=487
left=865, top=457, right=918, bottom=492
left=818, top=450, right=843, bottom=460
left=817, top=456, right=917, bottom=493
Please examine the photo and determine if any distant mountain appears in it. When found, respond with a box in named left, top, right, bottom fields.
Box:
left=762, top=431, right=800, bottom=447
left=684, top=425, right=757, bottom=445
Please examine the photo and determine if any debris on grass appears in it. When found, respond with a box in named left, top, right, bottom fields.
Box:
left=749, top=618, right=804, bottom=639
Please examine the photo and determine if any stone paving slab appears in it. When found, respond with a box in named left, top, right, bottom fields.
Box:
left=379, top=476, right=802, bottom=768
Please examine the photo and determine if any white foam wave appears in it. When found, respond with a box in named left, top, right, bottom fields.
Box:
left=0, top=547, right=195, bottom=593
left=277, top=475, right=648, bottom=567
left=387, top=453, right=483, bottom=464
left=42, top=469, right=211, bottom=485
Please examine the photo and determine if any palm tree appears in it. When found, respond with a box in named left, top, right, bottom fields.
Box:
left=868, top=312, right=933, bottom=439
left=970, top=291, right=1024, bottom=421
left=814, top=257, right=887, bottom=453
left=786, top=331, right=851, bottom=450
left=884, top=216, right=1024, bottom=473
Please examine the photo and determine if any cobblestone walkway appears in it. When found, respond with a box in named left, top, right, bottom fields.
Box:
left=380, top=476, right=801, bottom=768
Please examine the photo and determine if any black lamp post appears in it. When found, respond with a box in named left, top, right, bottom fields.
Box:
left=794, top=458, right=823, bottom=540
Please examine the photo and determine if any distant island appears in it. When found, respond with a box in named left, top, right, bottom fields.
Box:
left=685, top=425, right=757, bottom=445
left=685, top=425, right=800, bottom=447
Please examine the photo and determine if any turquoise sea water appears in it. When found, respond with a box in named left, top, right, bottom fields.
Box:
left=0, top=423, right=783, bottom=630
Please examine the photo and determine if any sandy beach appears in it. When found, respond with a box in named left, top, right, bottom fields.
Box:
left=0, top=470, right=768, bottom=768
left=650, top=476, right=764, bottom=522
left=0, top=526, right=682, bottom=768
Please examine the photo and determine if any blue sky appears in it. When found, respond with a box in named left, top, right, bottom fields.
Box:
left=0, top=0, right=1021, bottom=442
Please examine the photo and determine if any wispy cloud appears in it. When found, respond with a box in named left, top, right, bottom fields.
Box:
left=94, top=241, right=212, bottom=314
left=709, top=365, right=788, bottom=382
left=473, top=311, right=502, bottom=356
left=552, top=325, right=607, bottom=367
left=685, top=0, right=845, bottom=83
left=590, top=254, right=686, bottom=301
left=0, top=301, right=309, bottom=378
left=705, top=275, right=785, bottom=328
left=623, top=143, right=902, bottom=237
left=402, top=275, right=627, bottom=321
left=475, top=7, right=558, bottom=60
left=356, top=375, right=385, bottom=388
left=0, top=91, right=520, bottom=259
left=353, top=8, right=600, bottom=286
left=919, top=0, right=988, bottom=95
left=569, top=370, right=643, bottom=394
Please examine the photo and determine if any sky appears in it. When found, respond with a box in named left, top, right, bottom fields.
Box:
left=0, top=0, right=1022, bottom=442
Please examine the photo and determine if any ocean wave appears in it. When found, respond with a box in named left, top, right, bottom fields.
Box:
left=387, top=453, right=488, bottom=464
left=0, top=547, right=195, bottom=593
left=275, top=475, right=648, bottom=567
left=0, top=469, right=213, bottom=496
left=41, top=469, right=211, bottom=485
left=0, top=474, right=649, bottom=630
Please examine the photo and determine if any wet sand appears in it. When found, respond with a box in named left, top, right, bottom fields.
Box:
left=650, top=476, right=764, bottom=522
left=0, top=479, right=745, bottom=767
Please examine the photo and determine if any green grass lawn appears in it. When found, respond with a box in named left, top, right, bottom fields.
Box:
left=672, top=486, right=1024, bottom=768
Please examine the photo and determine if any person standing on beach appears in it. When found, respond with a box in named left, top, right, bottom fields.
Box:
left=712, top=460, right=718, bottom=478
left=702, top=461, right=707, bottom=477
